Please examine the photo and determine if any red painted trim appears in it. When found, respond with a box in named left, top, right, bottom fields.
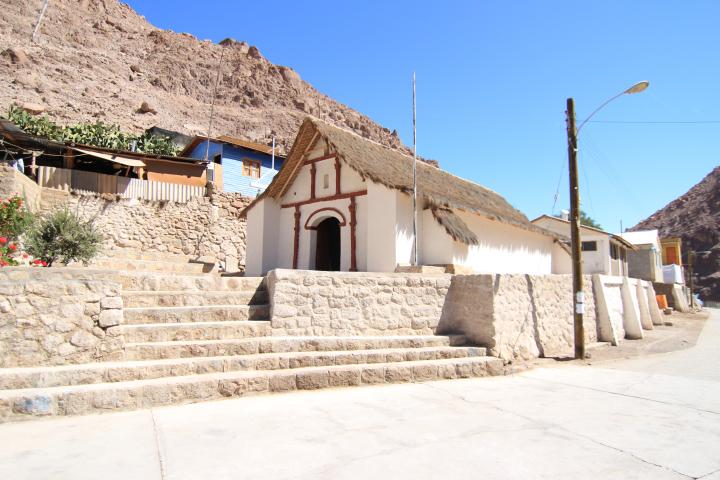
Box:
left=292, top=206, right=301, bottom=269
left=334, top=157, right=341, bottom=195
left=349, top=196, right=358, bottom=272
left=281, top=189, right=367, bottom=209
left=304, top=207, right=347, bottom=230
left=310, top=163, right=316, bottom=199
left=303, top=153, right=337, bottom=165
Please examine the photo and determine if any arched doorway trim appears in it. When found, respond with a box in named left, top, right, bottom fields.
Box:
left=304, top=207, right=347, bottom=230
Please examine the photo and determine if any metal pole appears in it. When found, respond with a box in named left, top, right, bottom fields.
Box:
left=204, top=46, right=226, bottom=163
left=412, top=72, right=418, bottom=266
left=32, top=0, right=50, bottom=43
left=566, top=98, right=585, bottom=359
left=688, top=251, right=695, bottom=309
left=271, top=136, right=276, bottom=171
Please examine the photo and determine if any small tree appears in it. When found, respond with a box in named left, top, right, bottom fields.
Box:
left=580, top=210, right=602, bottom=230
left=26, top=208, right=102, bottom=266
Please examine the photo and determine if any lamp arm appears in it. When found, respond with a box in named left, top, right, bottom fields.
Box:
left=576, top=90, right=626, bottom=134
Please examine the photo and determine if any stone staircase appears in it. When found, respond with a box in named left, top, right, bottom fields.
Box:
left=0, top=252, right=503, bottom=422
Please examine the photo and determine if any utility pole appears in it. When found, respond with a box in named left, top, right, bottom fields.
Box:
left=566, top=98, right=585, bottom=359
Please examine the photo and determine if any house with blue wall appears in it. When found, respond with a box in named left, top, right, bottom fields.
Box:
left=181, top=135, right=285, bottom=197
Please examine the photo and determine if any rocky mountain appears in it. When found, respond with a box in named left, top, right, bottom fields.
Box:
left=0, top=0, right=408, bottom=155
left=632, top=166, right=720, bottom=302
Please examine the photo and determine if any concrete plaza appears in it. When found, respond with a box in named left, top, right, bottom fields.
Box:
left=1, top=310, right=719, bottom=480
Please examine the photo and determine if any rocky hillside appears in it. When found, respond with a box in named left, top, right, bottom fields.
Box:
left=0, top=0, right=407, bottom=155
left=632, top=166, right=720, bottom=302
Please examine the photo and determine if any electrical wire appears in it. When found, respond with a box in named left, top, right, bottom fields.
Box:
left=587, top=120, right=720, bottom=124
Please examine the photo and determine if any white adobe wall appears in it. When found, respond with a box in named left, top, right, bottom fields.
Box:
left=366, top=182, right=399, bottom=272
left=533, top=217, right=612, bottom=275
left=419, top=209, right=555, bottom=274
left=552, top=243, right=572, bottom=274
left=245, top=198, right=280, bottom=276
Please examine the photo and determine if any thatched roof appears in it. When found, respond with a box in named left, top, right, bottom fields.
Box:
left=430, top=207, right=479, bottom=245
left=248, top=117, right=559, bottom=244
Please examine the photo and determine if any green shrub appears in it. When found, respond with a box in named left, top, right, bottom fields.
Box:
left=0, top=195, right=34, bottom=241
left=26, top=208, right=102, bottom=266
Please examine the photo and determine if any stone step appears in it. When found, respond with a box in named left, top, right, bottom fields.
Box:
left=89, top=258, right=215, bottom=274
left=119, top=272, right=265, bottom=292
left=124, top=335, right=459, bottom=361
left=123, top=304, right=270, bottom=325
left=122, top=321, right=272, bottom=343
left=0, top=356, right=504, bottom=422
left=0, top=346, right=487, bottom=390
left=98, top=249, right=206, bottom=263
left=121, top=290, right=268, bottom=308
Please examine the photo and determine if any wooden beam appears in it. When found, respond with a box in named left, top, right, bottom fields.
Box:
left=349, top=196, right=357, bottom=271
left=334, top=157, right=341, bottom=195
left=281, top=189, right=367, bottom=209
left=292, top=205, right=301, bottom=269
left=303, top=153, right=337, bottom=165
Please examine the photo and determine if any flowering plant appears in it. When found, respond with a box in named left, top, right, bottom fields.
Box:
left=0, top=236, right=18, bottom=267
left=0, top=195, right=34, bottom=241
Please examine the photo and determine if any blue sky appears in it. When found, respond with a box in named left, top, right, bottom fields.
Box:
left=126, top=0, right=720, bottom=231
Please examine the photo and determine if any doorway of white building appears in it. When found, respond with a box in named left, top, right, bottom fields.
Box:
left=315, top=217, right=341, bottom=271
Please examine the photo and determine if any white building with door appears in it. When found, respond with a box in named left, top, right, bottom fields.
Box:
left=531, top=214, right=635, bottom=276
left=243, top=118, right=569, bottom=276
left=619, top=229, right=664, bottom=282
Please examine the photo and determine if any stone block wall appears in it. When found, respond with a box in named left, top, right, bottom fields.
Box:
left=42, top=190, right=251, bottom=271
left=438, top=274, right=596, bottom=361
left=0, top=165, right=41, bottom=211
left=594, top=275, right=663, bottom=345
left=0, top=267, right=125, bottom=367
left=266, top=269, right=451, bottom=336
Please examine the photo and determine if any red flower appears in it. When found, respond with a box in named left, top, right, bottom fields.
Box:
left=8, top=244, right=17, bottom=252
left=22, top=253, right=28, bottom=259
left=40, top=261, right=47, bottom=267
left=0, top=237, right=6, bottom=244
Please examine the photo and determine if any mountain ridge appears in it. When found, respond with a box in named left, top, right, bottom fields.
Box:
left=631, top=166, right=720, bottom=301
left=0, top=0, right=409, bottom=155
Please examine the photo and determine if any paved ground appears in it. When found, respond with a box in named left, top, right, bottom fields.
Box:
left=2, top=310, right=719, bottom=480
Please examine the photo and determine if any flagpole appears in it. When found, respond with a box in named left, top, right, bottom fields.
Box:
left=412, top=72, right=418, bottom=266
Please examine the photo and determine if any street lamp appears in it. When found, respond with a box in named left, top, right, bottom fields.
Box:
left=566, top=80, right=649, bottom=359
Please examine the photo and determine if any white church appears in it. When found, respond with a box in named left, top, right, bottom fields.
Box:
left=243, top=117, right=570, bottom=276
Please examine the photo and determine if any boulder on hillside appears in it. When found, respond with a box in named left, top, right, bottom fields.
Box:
left=1, top=47, right=28, bottom=65
left=18, top=102, right=46, bottom=115
left=137, top=101, right=157, bottom=114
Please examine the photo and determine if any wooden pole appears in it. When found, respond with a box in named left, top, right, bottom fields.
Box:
left=567, top=98, right=585, bottom=359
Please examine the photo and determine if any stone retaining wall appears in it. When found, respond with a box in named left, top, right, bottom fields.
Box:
left=437, top=274, right=597, bottom=361
left=266, top=269, right=451, bottom=336
left=0, top=267, right=125, bottom=367
left=593, top=275, right=663, bottom=345
left=43, top=190, right=251, bottom=271
left=0, top=165, right=41, bottom=211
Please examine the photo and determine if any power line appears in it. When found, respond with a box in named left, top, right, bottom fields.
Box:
left=587, top=120, right=720, bottom=124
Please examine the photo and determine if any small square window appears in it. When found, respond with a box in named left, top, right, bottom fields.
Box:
left=242, top=159, right=261, bottom=179
left=323, top=174, right=329, bottom=189
left=581, top=241, right=597, bottom=252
